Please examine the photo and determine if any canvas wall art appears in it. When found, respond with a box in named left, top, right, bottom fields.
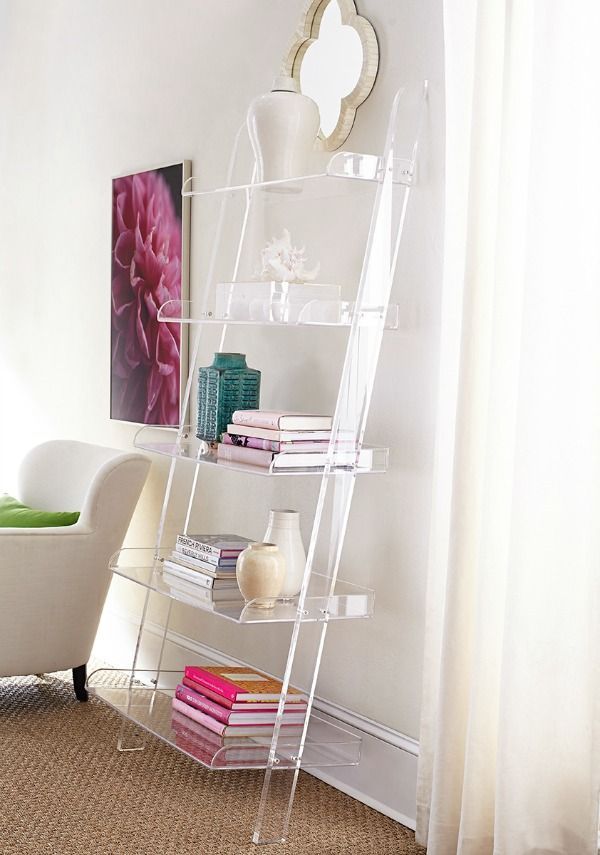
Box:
left=111, top=161, right=190, bottom=425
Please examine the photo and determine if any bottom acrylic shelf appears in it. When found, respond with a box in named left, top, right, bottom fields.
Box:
left=88, top=669, right=361, bottom=771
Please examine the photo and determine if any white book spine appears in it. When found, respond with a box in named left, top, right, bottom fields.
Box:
left=163, top=562, right=215, bottom=588
left=176, top=543, right=220, bottom=564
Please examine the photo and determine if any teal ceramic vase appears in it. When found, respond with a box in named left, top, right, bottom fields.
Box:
left=196, top=353, right=260, bottom=442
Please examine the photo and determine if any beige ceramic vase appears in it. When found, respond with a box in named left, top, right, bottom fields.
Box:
left=236, top=543, right=286, bottom=609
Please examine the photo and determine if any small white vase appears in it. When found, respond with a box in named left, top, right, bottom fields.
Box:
left=263, top=509, right=306, bottom=599
left=247, top=76, right=320, bottom=183
left=236, top=543, right=285, bottom=609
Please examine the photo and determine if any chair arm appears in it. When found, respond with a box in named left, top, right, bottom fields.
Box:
left=0, top=527, right=97, bottom=580
left=0, top=523, right=93, bottom=539
left=0, top=526, right=111, bottom=677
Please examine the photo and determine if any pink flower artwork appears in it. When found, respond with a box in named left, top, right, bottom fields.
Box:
left=111, top=164, right=187, bottom=424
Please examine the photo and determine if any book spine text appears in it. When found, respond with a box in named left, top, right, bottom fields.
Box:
left=184, top=666, right=238, bottom=703
left=171, top=697, right=226, bottom=735
left=175, top=684, right=230, bottom=724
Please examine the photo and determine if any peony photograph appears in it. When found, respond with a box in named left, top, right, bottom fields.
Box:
left=110, top=162, right=190, bottom=424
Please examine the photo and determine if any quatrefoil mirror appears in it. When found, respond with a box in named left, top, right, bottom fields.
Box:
left=283, top=0, right=379, bottom=151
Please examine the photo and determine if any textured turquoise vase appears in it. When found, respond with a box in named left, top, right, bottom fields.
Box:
left=196, top=353, right=260, bottom=442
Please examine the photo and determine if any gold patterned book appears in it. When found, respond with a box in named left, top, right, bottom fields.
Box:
left=184, top=665, right=307, bottom=704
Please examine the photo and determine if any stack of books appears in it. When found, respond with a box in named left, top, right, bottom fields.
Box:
left=162, top=534, right=251, bottom=608
left=217, top=410, right=371, bottom=470
left=171, top=665, right=308, bottom=750
left=171, top=710, right=265, bottom=767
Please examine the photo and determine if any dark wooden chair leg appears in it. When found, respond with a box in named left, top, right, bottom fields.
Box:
left=72, top=664, right=88, bottom=702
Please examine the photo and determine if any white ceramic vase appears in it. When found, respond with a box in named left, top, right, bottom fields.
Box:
left=263, top=509, right=306, bottom=599
left=236, top=543, right=285, bottom=609
left=247, top=76, right=320, bottom=183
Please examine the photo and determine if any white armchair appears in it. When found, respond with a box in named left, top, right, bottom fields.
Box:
left=0, top=440, right=150, bottom=701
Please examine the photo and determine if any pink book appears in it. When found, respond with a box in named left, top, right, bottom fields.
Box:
left=217, top=443, right=272, bottom=468
left=172, top=698, right=303, bottom=737
left=218, top=443, right=369, bottom=471
left=171, top=710, right=227, bottom=747
left=171, top=713, right=266, bottom=766
left=231, top=410, right=332, bottom=431
left=222, top=433, right=354, bottom=453
left=182, top=676, right=307, bottom=712
left=176, top=684, right=306, bottom=725
left=183, top=664, right=307, bottom=704
left=176, top=684, right=230, bottom=724
left=222, top=433, right=282, bottom=452
left=172, top=697, right=226, bottom=736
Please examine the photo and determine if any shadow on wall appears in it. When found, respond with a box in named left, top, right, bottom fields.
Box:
left=0, top=357, right=37, bottom=493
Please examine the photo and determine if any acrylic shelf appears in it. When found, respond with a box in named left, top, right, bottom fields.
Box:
left=97, top=84, right=426, bottom=845
left=110, top=549, right=374, bottom=624
left=157, top=298, right=400, bottom=329
left=133, top=426, right=389, bottom=475
left=181, top=150, right=414, bottom=199
left=88, top=672, right=361, bottom=771
left=133, top=425, right=389, bottom=476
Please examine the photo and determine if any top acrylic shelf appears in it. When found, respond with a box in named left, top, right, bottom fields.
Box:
left=181, top=151, right=414, bottom=200
left=156, top=298, right=400, bottom=330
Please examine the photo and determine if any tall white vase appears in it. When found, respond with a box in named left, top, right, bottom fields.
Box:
left=263, top=509, right=306, bottom=598
left=247, top=76, right=320, bottom=183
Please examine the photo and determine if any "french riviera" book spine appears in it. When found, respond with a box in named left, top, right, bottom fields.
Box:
left=175, top=536, right=244, bottom=560
left=171, top=697, right=226, bottom=735
left=176, top=534, right=221, bottom=557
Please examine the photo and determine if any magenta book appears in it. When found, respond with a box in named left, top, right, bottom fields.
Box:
left=231, top=411, right=332, bottom=431
left=182, top=676, right=307, bottom=712
left=183, top=665, right=306, bottom=704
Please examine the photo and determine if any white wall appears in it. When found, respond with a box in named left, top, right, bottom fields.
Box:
left=0, top=0, right=444, bottom=749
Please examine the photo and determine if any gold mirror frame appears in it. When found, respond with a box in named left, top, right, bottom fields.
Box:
left=282, top=0, right=379, bottom=151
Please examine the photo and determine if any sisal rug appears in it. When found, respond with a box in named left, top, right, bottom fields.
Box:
left=0, top=673, right=424, bottom=855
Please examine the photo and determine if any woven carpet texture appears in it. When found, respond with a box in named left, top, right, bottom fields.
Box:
left=0, top=674, right=424, bottom=854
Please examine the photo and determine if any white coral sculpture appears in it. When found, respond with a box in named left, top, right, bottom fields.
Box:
left=255, top=229, right=320, bottom=283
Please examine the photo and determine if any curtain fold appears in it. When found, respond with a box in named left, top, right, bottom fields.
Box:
left=417, top=3, right=600, bottom=853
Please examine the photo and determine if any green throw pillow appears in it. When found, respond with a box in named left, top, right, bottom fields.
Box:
left=0, top=494, right=80, bottom=528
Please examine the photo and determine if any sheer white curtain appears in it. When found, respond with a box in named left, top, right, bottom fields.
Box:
left=417, top=2, right=600, bottom=854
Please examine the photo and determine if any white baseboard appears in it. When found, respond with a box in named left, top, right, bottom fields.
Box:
left=93, top=609, right=418, bottom=830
